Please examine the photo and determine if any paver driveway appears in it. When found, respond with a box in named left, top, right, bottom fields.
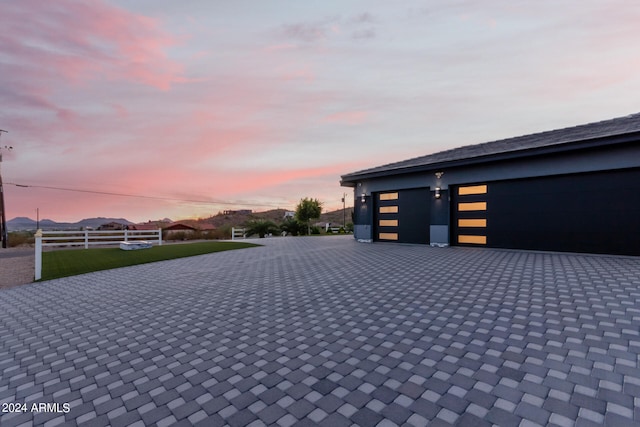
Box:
left=1, top=236, right=640, bottom=426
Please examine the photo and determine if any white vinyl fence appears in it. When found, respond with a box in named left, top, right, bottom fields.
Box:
left=34, top=229, right=162, bottom=280
left=231, top=227, right=246, bottom=240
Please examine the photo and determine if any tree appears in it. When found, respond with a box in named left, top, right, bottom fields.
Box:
left=295, top=198, right=322, bottom=235
left=244, top=219, right=278, bottom=238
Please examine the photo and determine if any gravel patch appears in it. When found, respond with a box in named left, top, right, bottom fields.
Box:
left=0, top=248, right=34, bottom=289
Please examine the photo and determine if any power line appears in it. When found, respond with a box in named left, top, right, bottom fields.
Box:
left=4, top=182, right=284, bottom=209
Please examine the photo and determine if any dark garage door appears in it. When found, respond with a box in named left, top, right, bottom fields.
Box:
left=452, top=168, right=640, bottom=255
left=375, top=188, right=430, bottom=244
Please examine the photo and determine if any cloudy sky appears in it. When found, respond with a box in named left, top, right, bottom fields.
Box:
left=2, top=1, right=640, bottom=223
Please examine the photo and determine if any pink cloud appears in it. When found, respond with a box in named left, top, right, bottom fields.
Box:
left=1, top=5, right=386, bottom=222
left=1, top=0, right=186, bottom=91
left=221, top=165, right=347, bottom=194
left=324, top=110, right=369, bottom=125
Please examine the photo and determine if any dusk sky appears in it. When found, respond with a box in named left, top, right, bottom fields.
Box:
left=2, top=1, right=640, bottom=223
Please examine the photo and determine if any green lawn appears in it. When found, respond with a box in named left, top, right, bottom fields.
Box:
left=41, top=241, right=260, bottom=281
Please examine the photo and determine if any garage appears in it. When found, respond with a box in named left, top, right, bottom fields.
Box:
left=342, top=112, right=640, bottom=255
left=451, top=168, right=640, bottom=255
left=374, top=188, right=430, bottom=244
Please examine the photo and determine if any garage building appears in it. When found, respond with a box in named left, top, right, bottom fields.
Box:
left=340, top=113, right=640, bottom=255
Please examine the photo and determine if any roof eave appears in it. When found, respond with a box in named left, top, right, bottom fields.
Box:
left=340, top=133, right=640, bottom=185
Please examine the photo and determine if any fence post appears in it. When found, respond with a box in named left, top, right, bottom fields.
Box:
left=34, top=229, right=42, bottom=281
left=124, top=228, right=128, bottom=242
left=84, top=230, right=89, bottom=249
left=232, top=227, right=235, bottom=241
left=158, top=229, right=162, bottom=246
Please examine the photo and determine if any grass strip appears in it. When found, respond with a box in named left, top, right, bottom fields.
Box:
left=41, top=241, right=260, bottom=281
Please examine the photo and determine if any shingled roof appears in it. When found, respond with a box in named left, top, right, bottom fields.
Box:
left=341, top=112, right=640, bottom=184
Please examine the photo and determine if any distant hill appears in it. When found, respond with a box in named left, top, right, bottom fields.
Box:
left=319, top=207, right=353, bottom=227
left=7, top=207, right=354, bottom=232
left=187, top=207, right=354, bottom=230
left=6, top=217, right=37, bottom=230
left=7, top=217, right=135, bottom=231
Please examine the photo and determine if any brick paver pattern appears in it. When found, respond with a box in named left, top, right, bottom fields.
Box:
left=1, top=236, right=640, bottom=426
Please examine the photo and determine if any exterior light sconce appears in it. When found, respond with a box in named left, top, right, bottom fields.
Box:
left=434, top=187, right=441, bottom=199
left=361, top=193, right=366, bottom=204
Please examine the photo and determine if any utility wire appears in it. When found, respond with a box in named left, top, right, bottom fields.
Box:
left=5, top=182, right=284, bottom=208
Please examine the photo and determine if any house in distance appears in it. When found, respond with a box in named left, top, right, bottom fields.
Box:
left=341, top=113, right=640, bottom=256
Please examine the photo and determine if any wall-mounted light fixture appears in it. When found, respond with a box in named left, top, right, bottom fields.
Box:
left=361, top=193, right=366, bottom=204
left=434, top=187, right=441, bottom=199
left=435, top=171, right=444, bottom=179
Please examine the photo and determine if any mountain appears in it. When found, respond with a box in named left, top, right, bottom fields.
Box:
left=6, top=217, right=36, bottom=231
left=7, top=217, right=134, bottom=231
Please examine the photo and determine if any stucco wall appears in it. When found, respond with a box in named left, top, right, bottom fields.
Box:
left=354, top=143, right=640, bottom=196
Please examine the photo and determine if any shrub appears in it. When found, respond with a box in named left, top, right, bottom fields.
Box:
left=164, top=231, right=187, bottom=241
left=8, top=232, right=34, bottom=247
left=216, top=225, right=232, bottom=239
left=280, top=218, right=305, bottom=236
left=244, top=219, right=278, bottom=238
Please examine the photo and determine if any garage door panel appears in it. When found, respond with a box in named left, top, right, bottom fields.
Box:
left=456, top=168, right=640, bottom=255
left=452, top=184, right=488, bottom=246
left=374, top=188, right=430, bottom=244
